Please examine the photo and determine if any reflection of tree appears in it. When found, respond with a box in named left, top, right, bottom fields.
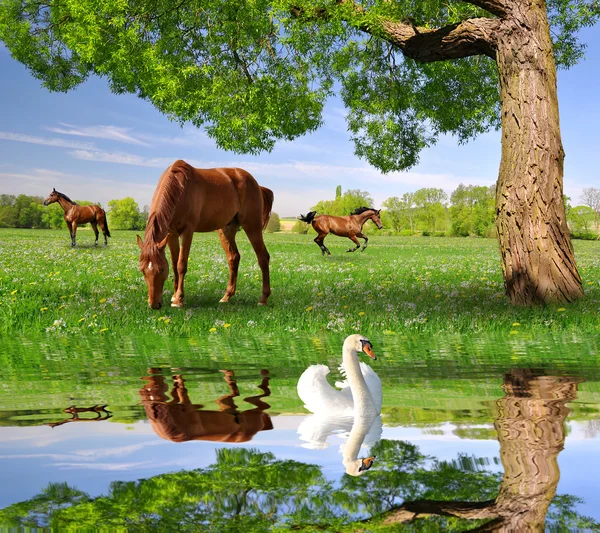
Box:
left=380, top=370, right=597, bottom=531
left=140, top=368, right=273, bottom=443
left=1, top=371, right=598, bottom=532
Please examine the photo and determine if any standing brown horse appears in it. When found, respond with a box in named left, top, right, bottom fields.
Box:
left=298, top=207, right=383, bottom=255
left=43, top=189, right=111, bottom=247
left=137, top=160, right=273, bottom=309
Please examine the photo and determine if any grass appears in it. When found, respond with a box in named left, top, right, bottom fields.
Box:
left=0, top=228, right=599, bottom=337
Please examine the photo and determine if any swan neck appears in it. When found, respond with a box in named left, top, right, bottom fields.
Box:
left=342, top=343, right=376, bottom=415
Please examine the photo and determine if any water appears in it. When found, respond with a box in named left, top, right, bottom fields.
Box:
left=1, top=333, right=599, bottom=531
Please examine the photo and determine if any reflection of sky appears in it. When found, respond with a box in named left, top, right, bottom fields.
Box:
left=1, top=417, right=599, bottom=520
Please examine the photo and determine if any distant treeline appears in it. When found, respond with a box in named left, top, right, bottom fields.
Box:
left=292, top=185, right=600, bottom=240
left=0, top=194, right=148, bottom=230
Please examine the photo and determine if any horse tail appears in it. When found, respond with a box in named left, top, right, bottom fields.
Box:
left=297, top=211, right=316, bottom=224
left=260, top=186, right=274, bottom=231
left=102, top=208, right=111, bottom=237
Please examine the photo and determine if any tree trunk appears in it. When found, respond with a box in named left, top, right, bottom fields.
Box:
left=495, top=1, right=583, bottom=305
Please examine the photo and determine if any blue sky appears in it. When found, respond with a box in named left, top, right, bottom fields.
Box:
left=0, top=27, right=598, bottom=217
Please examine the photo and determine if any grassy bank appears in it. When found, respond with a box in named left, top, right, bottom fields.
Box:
left=0, top=228, right=599, bottom=336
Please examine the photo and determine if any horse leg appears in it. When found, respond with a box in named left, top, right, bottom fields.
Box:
left=217, top=221, right=241, bottom=303
left=91, top=221, right=99, bottom=246
left=167, top=234, right=181, bottom=303
left=346, top=234, right=361, bottom=252
left=97, top=217, right=109, bottom=245
left=70, top=222, right=77, bottom=247
left=314, top=233, right=331, bottom=256
left=244, top=226, right=271, bottom=305
left=357, top=232, right=368, bottom=251
left=172, top=230, right=193, bottom=308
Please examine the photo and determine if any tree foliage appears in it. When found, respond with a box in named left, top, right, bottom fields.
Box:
left=107, top=197, right=145, bottom=230
left=266, top=212, right=281, bottom=233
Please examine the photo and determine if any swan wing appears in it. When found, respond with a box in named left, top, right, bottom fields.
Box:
left=359, top=362, right=383, bottom=413
left=297, top=365, right=354, bottom=415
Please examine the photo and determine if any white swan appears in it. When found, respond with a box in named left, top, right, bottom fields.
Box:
left=297, top=334, right=382, bottom=418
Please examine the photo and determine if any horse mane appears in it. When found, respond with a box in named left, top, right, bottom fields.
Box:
left=56, top=191, right=77, bottom=205
left=141, top=160, right=190, bottom=264
left=350, top=206, right=376, bottom=215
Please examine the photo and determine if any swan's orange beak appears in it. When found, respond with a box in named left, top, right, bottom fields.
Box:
left=359, top=456, right=376, bottom=472
left=363, top=342, right=376, bottom=360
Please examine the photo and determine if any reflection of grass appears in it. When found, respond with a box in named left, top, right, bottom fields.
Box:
left=1, top=334, right=599, bottom=427
left=0, top=229, right=599, bottom=336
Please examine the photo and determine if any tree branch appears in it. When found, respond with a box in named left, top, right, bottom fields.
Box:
left=381, top=499, right=499, bottom=524
left=291, top=1, right=502, bottom=62
left=377, top=17, right=501, bottom=62
left=462, top=0, right=509, bottom=18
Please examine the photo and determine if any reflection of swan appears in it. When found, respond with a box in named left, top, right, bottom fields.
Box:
left=297, top=334, right=382, bottom=417
left=298, top=413, right=382, bottom=476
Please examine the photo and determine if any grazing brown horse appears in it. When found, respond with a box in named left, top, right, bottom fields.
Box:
left=139, top=369, right=273, bottom=444
left=298, top=207, right=383, bottom=255
left=43, top=189, right=111, bottom=247
left=137, top=160, right=273, bottom=309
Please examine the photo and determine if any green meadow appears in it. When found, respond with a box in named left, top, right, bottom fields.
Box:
left=0, top=228, right=599, bottom=337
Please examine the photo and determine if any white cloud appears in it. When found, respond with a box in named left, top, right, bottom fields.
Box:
left=70, top=149, right=176, bottom=168
left=47, top=123, right=151, bottom=146
left=0, top=131, right=96, bottom=150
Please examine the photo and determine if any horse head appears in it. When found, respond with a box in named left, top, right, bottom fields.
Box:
left=370, top=209, right=383, bottom=229
left=43, top=188, right=59, bottom=206
left=137, top=234, right=170, bottom=309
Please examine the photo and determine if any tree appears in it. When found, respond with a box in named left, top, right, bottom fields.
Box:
left=413, top=188, right=448, bottom=233
left=2, top=1, right=598, bottom=304
left=580, top=187, right=600, bottom=233
left=312, top=188, right=374, bottom=216
left=449, top=184, right=495, bottom=237
left=266, top=212, right=281, bottom=232
left=335, top=185, right=342, bottom=199
left=107, top=197, right=144, bottom=230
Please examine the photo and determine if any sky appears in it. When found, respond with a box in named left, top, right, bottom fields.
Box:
left=0, top=27, right=599, bottom=217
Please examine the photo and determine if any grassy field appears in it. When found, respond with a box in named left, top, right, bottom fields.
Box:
left=0, top=228, right=599, bottom=337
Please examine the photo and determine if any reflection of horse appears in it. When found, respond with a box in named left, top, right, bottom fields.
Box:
left=382, top=370, right=582, bottom=530
left=43, top=189, right=111, bottom=247
left=137, top=160, right=273, bottom=309
left=297, top=207, right=382, bottom=255
left=139, top=369, right=273, bottom=443
left=45, top=405, right=112, bottom=428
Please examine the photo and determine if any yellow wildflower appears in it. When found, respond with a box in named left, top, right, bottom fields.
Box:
left=224, top=323, right=231, bottom=328
left=358, top=311, right=365, bottom=316
left=209, top=327, right=217, bottom=333
left=99, top=298, right=107, bottom=304
left=510, top=330, right=519, bottom=335
left=78, top=317, right=86, bottom=323
left=512, top=322, right=520, bottom=327
left=99, top=328, right=108, bottom=333
left=305, top=306, right=313, bottom=312
left=10, top=290, right=17, bottom=295
left=40, top=307, right=48, bottom=312
left=557, top=308, right=566, bottom=312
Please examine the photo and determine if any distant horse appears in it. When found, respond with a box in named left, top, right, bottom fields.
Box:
left=43, top=189, right=111, bottom=247
left=46, top=405, right=112, bottom=428
left=298, top=207, right=383, bottom=255
left=137, top=160, right=273, bottom=309
left=139, top=369, right=273, bottom=444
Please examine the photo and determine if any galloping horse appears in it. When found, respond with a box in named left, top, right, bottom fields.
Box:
left=43, top=189, right=111, bottom=247
left=298, top=207, right=383, bottom=255
left=139, top=369, right=273, bottom=444
left=137, top=160, right=273, bottom=309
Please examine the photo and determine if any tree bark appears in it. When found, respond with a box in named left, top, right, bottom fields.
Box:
left=494, top=1, right=584, bottom=305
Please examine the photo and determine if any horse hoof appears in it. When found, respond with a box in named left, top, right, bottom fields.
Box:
left=171, top=301, right=183, bottom=308
left=257, top=302, right=267, bottom=306
left=219, top=297, right=229, bottom=303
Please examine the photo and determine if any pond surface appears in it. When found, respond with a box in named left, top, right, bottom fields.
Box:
left=1, top=333, right=599, bottom=531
